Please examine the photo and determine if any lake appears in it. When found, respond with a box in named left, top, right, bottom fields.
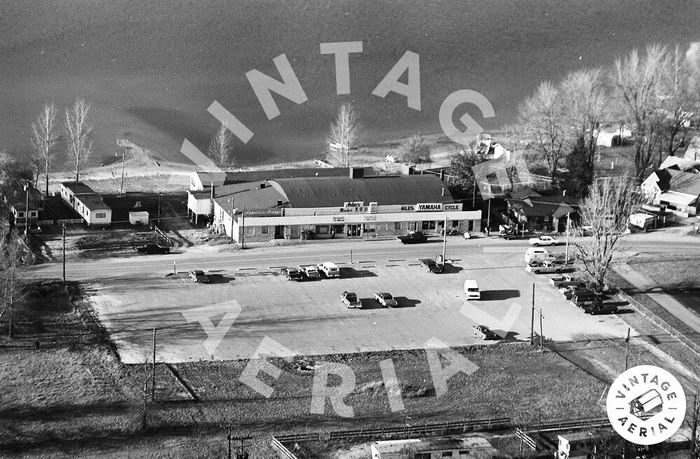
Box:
left=1, top=0, right=699, bottom=167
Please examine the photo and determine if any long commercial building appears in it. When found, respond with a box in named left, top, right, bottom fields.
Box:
left=188, top=168, right=481, bottom=243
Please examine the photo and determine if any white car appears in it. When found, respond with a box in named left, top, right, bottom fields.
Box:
left=528, top=236, right=560, bottom=246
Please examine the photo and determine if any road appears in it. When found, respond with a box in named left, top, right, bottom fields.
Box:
left=27, top=234, right=700, bottom=282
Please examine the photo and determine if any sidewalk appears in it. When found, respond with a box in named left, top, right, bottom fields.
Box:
left=613, top=263, right=700, bottom=335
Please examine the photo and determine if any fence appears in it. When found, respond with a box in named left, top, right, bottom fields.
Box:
left=270, top=437, right=297, bottom=459
left=616, top=289, right=700, bottom=358
left=274, top=417, right=511, bottom=445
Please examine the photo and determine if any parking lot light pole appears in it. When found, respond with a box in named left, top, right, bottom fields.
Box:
left=565, top=212, right=571, bottom=263
left=442, top=215, right=447, bottom=262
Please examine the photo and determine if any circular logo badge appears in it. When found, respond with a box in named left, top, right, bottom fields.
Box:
left=606, top=365, right=686, bottom=445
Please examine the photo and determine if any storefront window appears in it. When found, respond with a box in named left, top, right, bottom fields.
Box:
left=261, top=226, right=269, bottom=234
left=421, top=221, right=437, bottom=230
left=394, top=222, right=401, bottom=231
left=316, top=225, right=329, bottom=234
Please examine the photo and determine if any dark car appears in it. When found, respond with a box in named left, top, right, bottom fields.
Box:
left=473, top=325, right=498, bottom=340
left=341, top=291, right=362, bottom=308
left=137, top=242, right=171, bottom=254
left=281, top=267, right=304, bottom=281
left=417, top=256, right=445, bottom=273
left=188, top=270, right=210, bottom=283
left=583, top=301, right=619, bottom=315
left=397, top=231, right=428, bottom=244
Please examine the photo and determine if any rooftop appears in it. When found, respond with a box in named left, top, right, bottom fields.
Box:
left=655, top=168, right=700, bottom=196
left=271, top=174, right=454, bottom=208
left=74, top=193, right=110, bottom=211
left=193, top=167, right=374, bottom=188
left=61, top=181, right=96, bottom=195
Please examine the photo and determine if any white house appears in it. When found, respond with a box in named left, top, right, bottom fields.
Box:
left=60, top=182, right=112, bottom=226
left=641, top=168, right=700, bottom=217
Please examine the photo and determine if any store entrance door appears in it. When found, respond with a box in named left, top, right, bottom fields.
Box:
left=346, top=224, right=360, bottom=237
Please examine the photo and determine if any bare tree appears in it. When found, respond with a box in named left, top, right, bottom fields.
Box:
left=517, top=81, right=568, bottom=183
left=572, top=177, right=642, bottom=292
left=328, top=102, right=360, bottom=167
left=30, top=103, right=59, bottom=196
left=613, top=45, right=668, bottom=181
left=560, top=68, right=608, bottom=169
left=659, top=45, right=696, bottom=158
left=64, top=98, right=93, bottom=183
left=401, top=134, right=431, bottom=164
left=0, top=233, right=28, bottom=338
left=208, top=124, right=235, bottom=170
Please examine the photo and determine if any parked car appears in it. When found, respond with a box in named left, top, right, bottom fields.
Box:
left=188, top=270, right=210, bottom=283
left=472, top=325, right=498, bottom=340
left=281, top=267, right=304, bottom=281
left=397, top=231, right=428, bottom=244
left=529, top=236, right=560, bottom=246
left=374, top=292, right=398, bottom=308
left=137, top=242, right=170, bottom=254
left=417, top=255, right=445, bottom=273
left=583, top=301, right=619, bottom=315
left=317, top=262, right=340, bottom=278
left=341, top=291, right=362, bottom=308
left=298, top=265, right=321, bottom=279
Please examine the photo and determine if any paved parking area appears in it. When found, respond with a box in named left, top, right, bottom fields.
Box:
left=89, top=251, right=636, bottom=363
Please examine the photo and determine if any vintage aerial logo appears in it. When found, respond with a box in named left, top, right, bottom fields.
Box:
left=606, top=365, right=686, bottom=445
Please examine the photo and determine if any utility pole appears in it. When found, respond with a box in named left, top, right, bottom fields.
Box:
left=539, top=309, right=544, bottom=351
left=530, top=283, right=535, bottom=345
left=151, top=328, right=157, bottom=401
left=472, top=176, right=476, bottom=208
left=691, top=394, right=699, bottom=458
left=241, top=206, right=245, bottom=249
left=486, top=198, right=491, bottom=234
left=565, top=212, right=571, bottom=264
left=62, top=224, right=66, bottom=284
left=24, top=181, right=30, bottom=236
left=230, top=197, right=235, bottom=244
left=441, top=215, right=447, bottom=263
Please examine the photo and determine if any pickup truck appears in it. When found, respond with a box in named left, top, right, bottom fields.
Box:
left=341, top=291, right=362, bottom=309
left=526, top=260, right=574, bottom=274
left=417, top=255, right=445, bottom=273
left=298, top=265, right=321, bottom=280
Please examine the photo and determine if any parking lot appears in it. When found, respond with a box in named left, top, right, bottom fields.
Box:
left=88, top=246, right=636, bottom=364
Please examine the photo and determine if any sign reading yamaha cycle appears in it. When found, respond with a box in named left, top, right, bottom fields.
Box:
left=606, top=365, right=686, bottom=445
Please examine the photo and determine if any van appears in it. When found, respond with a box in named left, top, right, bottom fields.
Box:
left=525, top=247, right=549, bottom=264
left=318, top=262, right=340, bottom=278
left=464, top=279, right=481, bottom=300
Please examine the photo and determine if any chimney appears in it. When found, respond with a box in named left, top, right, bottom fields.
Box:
left=441, top=186, right=445, bottom=197
left=440, top=169, right=445, bottom=181
left=277, top=200, right=283, bottom=206
left=259, top=183, right=266, bottom=189
left=349, top=167, right=364, bottom=179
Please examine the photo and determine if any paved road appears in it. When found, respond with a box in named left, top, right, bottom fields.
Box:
left=27, top=233, right=700, bottom=281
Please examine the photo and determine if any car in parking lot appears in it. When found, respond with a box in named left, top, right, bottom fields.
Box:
left=298, top=265, right=321, bottom=280
left=374, top=292, right=398, bottom=308
left=188, top=270, right=210, bottom=283
left=281, top=267, right=304, bottom=281
left=341, top=291, right=362, bottom=308
left=417, top=255, right=445, bottom=273
left=317, top=262, right=340, bottom=278
left=529, top=235, right=560, bottom=246
left=397, top=231, right=428, bottom=244
left=472, top=325, right=498, bottom=340
left=582, top=301, right=619, bottom=315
